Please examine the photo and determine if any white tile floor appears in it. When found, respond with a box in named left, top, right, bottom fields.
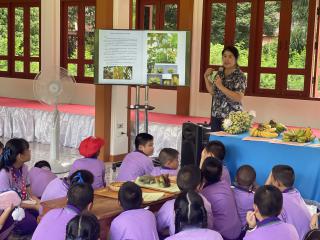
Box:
left=0, top=137, right=118, bottom=183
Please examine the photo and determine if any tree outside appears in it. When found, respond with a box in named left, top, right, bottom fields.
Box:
left=209, top=0, right=309, bottom=92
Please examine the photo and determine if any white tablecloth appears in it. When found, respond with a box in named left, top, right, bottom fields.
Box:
left=0, top=106, right=95, bottom=148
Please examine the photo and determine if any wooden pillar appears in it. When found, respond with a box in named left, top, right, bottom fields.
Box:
left=95, top=0, right=113, bottom=161
left=176, top=0, right=194, bottom=116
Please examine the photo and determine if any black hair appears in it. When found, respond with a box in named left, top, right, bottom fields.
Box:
left=69, top=170, right=94, bottom=186
left=222, top=46, right=239, bottom=60
left=118, top=182, right=143, bottom=211
left=174, top=190, right=207, bottom=234
left=0, top=141, right=3, bottom=149
left=272, top=165, right=295, bottom=188
left=254, top=185, right=283, bottom=217
left=134, top=133, right=153, bottom=150
left=177, top=165, right=201, bottom=191
left=66, top=213, right=100, bottom=240
left=205, top=141, right=226, bottom=161
left=67, top=183, right=94, bottom=211
left=236, top=165, right=256, bottom=187
left=0, top=138, right=29, bottom=171
left=159, top=148, right=179, bottom=167
left=201, top=157, right=222, bottom=185
left=303, top=229, right=320, bottom=240
left=34, top=160, right=51, bottom=170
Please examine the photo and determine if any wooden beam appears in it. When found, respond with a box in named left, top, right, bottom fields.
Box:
left=176, top=0, right=193, bottom=115
left=95, top=0, right=113, bottom=161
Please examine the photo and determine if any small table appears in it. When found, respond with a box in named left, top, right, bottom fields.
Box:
left=209, top=132, right=320, bottom=201
left=40, top=191, right=176, bottom=239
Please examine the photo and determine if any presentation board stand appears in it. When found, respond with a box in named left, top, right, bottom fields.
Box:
left=128, top=85, right=155, bottom=135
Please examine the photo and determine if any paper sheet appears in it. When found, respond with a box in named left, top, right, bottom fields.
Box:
left=142, top=192, right=165, bottom=202
left=135, top=180, right=180, bottom=193
left=209, top=131, right=233, bottom=137
left=242, top=136, right=275, bottom=142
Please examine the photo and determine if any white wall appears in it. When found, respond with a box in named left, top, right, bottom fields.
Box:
left=109, top=0, right=129, bottom=155
left=0, top=0, right=95, bottom=106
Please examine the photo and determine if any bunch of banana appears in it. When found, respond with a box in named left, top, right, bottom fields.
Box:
left=268, top=120, right=287, bottom=133
left=282, top=128, right=316, bottom=143
left=249, top=124, right=279, bottom=138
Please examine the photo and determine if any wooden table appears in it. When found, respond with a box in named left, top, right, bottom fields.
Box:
left=40, top=190, right=177, bottom=240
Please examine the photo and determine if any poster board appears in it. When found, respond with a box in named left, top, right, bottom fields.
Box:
left=94, top=29, right=191, bottom=86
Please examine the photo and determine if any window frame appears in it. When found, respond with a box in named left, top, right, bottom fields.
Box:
left=200, top=0, right=319, bottom=100
left=0, top=0, right=41, bottom=79
left=60, top=0, right=96, bottom=84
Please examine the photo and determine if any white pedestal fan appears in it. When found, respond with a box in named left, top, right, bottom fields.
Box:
left=33, top=67, right=76, bottom=173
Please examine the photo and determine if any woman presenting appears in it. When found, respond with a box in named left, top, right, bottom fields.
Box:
left=204, top=46, right=247, bottom=132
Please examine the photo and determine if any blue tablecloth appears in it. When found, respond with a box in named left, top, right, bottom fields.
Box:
left=209, top=133, right=320, bottom=201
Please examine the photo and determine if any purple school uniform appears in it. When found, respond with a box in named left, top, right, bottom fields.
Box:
left=244, top=217, right=299, bottom=240
left=32, top=205, right=80, bottom=240
left=116, top=151, right=154, bottom=181
left=0, top=164, right=30, bottom=195
left=29, top=167, right=57, bottom=198
left=165, top=228, right=223, bottom=240
left=279, top=188, right=311, bottom=240
left=201, top=181, right=242, bottom=240
left=110, top=208, right=159, bottom=240
left=0, top=210, right=14, bottom=239
left=150, top=167, right=178, bottom=176
left=222, top=165, right=231, bottom=185
left=232, top=186, right=254, bottom=227
left=41, top=178, right=68, bottom=202
left=156, top=194, right=213, bottom=236
left=69, top=157, right=106, bottom=189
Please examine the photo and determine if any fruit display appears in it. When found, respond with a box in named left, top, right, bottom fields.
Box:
left=249, top=124, right=279, bottom=138
left=137, top=174, right=171, bottom=188
left=282, top=128, right=316, bottom=143
left=268, top=120, right=287, bottom=133
left=155, top=174, right=171, bottom=188
left=222, top=111, right=255, bottom=135
left=138, top=175, right=156, bottom=184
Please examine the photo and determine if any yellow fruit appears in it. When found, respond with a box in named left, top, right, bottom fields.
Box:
left=267, top=128, right=277, bottom=133
left=261, top=131, right=278, bottom=138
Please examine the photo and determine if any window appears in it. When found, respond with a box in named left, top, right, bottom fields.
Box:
left=137, top=0, right=179, bottom=30
left=0, top=1, right=40, bottom=79
left=61, top=0, right=95, bottom=83
left=201, top=0, right=318, bottom=100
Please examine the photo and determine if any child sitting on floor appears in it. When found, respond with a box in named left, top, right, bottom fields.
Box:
left=266, top=165, right=311, bottom=240
left=109, top=182, right=159, bottom=240
left=69, top=136, right=106, bottom=189
left=200, top=140, right=231, bottom=184
left=151, top=148, right=179, bottom=176
left=156, top=165, right=213, bottom=237
left=244, top=185, right=299, bottom=240
left=32, top=183, right=94, bottom=240
left=232, top=165, right=257, bottom=228
left=66, top=213, right=100, bottom=240
left=29, top=161, right=57, bottom=198
left=201, top=157, right=241, bottom=240
left=0, top=138, right=39, bottom=236
left=116, top=133, right=155, bottom=181
left=41, top=169, right=93, bottom=202
left=165, top=190, right=223, bottom=240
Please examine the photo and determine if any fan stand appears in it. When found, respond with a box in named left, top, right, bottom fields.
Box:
left=49, top=104, right=71, bottom=174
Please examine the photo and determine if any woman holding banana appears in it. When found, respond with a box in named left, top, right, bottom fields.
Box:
left=204, top=46, right=247, bottom=132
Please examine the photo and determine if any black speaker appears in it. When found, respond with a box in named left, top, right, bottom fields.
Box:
left=180, top=122, right=210, bottom=167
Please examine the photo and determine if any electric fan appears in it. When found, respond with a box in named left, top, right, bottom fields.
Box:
left=33, top=67, right=76, bottom=173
